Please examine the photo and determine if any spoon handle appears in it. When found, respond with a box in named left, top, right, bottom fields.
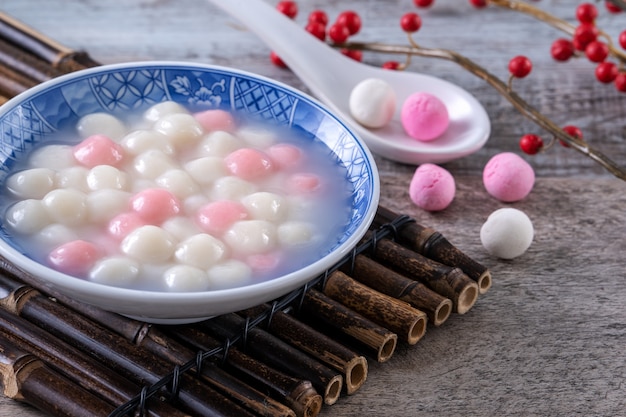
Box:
left=207, top=0, right=357, bottom=103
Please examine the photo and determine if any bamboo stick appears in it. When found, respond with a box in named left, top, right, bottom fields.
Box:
left=1, top=280, right=258, bottom=417
left=299, top=289, right=397, bottom=363
left=0, top=37, right=63, bottom=83
left=375, top=206, right=492, bottom=293
left=343, top=254, right=452, bottom=326
left=203, top=313, right=344, bottom=406
left=0, top=12, right=100, bottom=72
left=239, top=304, right=368, bottom=395
left=322, top=270, right=427, bottom=345
left=364, top=232, right=479, bottom=314
left=0, top=63, right=35, bottom=97
left=168, top=324, right=323, bottom=417
left=0, top=334, right=117, bottom=417
left=56, top=295, right=297, bottom=417
left=0, top=309, right=183, bottom=417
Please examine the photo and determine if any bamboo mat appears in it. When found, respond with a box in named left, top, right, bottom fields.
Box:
left=0, top=12, right=492, bottom=417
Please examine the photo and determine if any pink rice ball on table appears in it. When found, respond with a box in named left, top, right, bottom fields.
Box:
left=401, top=92, right=449, bottom=142
left=409, top=163, right=456, bottom=211
left=483, top=152, right=535, bottom=202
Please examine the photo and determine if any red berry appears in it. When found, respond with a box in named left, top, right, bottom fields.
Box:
left=561, top=125, right=583, bottom=148
left=573, top=23, right=599, bottom=51
left=382, top=61, right=401, bottom=70
left=306, top=21, right=326, bottom=41
left=270, top=51, right=287, bottom=68
left=341, top=49, right=363, bottom=62
left=508, top=55, right=532, bottom=78
left=551, top=38, right=575, bottom=61
left=328, top=23, right=351, bottom=43
left=519, top=134, right=543, bottom=155
left=576, top=3, right=598, bottom=23
left=585, top=41, right=610, bottom=62
left=605, top=1, right=622, bottom=13
left=400, top=12, right=422, bottom=33
left=619, top=30, right=626, bottom=49
left=414, top=0, right=435, bottom=7
left=615, top=72, right=626, bottom=92
left=276, top=1, right=298, bottom=19
left=596, top=61, right=619, bottom=83
left=308, top=10, right=328, bottom=26
left=469, top=0, right=488, bottom=8
left=336, top=11, right=361, bottom=35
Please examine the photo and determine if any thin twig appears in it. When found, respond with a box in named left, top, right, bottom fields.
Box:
left=340, top=40, right=626, bottom=181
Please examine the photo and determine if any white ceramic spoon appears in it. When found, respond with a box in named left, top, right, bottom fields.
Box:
left=208, top=0, right=491, bottom=165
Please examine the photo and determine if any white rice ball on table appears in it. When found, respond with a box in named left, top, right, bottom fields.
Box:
left=480, top=208, right=534, bottom=259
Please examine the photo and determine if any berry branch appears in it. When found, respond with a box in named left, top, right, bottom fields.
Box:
left=271, top=1, right=626, bottom=181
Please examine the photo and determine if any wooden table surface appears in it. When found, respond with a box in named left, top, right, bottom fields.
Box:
left=1, top=1, right=625, bottom=416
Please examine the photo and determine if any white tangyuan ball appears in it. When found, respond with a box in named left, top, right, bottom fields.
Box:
left=42, top=189, right=88, bottom=226
left=36, top=224, right=79, bottom=250
left=237, top=126, right=276, bottom=148
left=155, top=169, right=200, bottom=200
left=223, top=220, right=277, bottom=255
left=6, top=168, right=56, bottom=199
left=163, top=265, right=210, bottom=292
left=349, top=78, right=397, bottom=128
left=242, top=192, right=287, bottom=222
left=278, top=221, right=315, bottom=246
left=144, top=101, right=189, bottom=123
left=162, top=217, right=202, bottom=241
left=121, top=225, right=176, bottom=263
left=76, top=113, right=127, bottom=141
left=184, top=194, right=210, bottom=214
left=6, top=200, right=51, bottom=234
left=174, top=233, right=228, bottom=269
left=89, top=256, right=140, bottom=287
left=184, top=157, right=226, bottom=186
left=210, top=176, right=257, bottom=201
left=198, top=131, right=243, bottom=157
left=86, top=165, right=129, bottom=191
left=480, top=208, right=534, bottom=259
left=120, top=130, right=174, bottom=156
left=29, top=145, right=75, bottom=170
left=86, top=190, right=131, bottom=223
left=56, top=166, right=90, bottom=192
left=132, top=150, right=178, bottom=179
left=207, top=260, right=252, bottom=290
left=153, top=113, right=203, bottom=149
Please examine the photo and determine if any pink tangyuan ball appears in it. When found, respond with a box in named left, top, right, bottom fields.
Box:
left=73, top=134, right=125, bottom=168
left=483, top=152, right=535, bottom=202
left=288, top=173, right=322, bottom=194
left=224, top=148, right=274, bottom=181
left=108, top=212, right=148, bottom=241
left=267, top=143, right=303, bottom=170
left=193, top=109, right=236, bottom=132
left=409, top=163, right=456, bottom=211
left=129, top=188, right=182, bottom=224
left=400, top=92, right=449, bottom=142
left=196, top=200, right=249, bottom=236
left=48, top=240, right=101, bottom=276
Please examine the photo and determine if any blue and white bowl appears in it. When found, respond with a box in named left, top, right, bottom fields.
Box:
left=0, top=62, right=379, bottom=323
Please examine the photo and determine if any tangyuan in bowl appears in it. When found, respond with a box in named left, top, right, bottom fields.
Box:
left=0, top=61, right=379, bottom=323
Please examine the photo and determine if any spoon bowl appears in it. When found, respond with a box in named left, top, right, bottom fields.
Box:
left=209, top=0, right=491, bottom=164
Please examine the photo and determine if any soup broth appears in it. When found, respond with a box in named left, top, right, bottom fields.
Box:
left=1, top=102, right=353, bottom=292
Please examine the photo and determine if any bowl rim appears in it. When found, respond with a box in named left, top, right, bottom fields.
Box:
left=0, top=60, right=380, bottom=305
